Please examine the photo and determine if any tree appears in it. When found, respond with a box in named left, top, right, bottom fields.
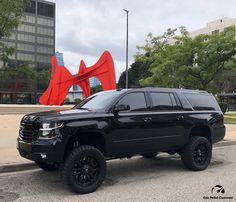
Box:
left=212, top=59, right=236, bottom=93
left=0, top=0, right=31, bottom=68
left=118, top=60, right=151, bottom=88
left=0, top=0, right=30, bottom=38
left=91, top=85, right=103, bottom=94
left=136, top=26, right=236, bottom=92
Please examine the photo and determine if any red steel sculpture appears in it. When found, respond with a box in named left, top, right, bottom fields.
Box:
left=39, top=51, right=116, bottom=105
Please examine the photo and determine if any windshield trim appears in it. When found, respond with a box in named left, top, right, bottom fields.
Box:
left=73, top=91, right=123, bottom=112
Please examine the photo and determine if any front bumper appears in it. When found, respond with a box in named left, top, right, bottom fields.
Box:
left=17, top=137, right=65, bottom=164
left=212, top=125, right=226, bottom=144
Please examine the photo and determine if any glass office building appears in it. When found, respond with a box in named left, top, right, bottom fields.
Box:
left=0, top=0, right=55, bottom=104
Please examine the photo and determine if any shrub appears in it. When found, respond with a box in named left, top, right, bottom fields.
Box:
left=74, top=98, right=82, bottom=103
left=218, top=102, right=228, bottom=114
left=64, top=98, right=70, bottom=103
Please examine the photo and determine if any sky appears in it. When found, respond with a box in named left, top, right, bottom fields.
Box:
left=50, top=0, right=236, bottom=81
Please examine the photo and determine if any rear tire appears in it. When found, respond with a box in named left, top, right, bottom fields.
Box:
left=181, top=136, right=212, bottom=171
left=63, top=145, right=106, bottom=194
left=142, top=152, right=158, bottom=159
left=36, top=162, right=59, bottom=171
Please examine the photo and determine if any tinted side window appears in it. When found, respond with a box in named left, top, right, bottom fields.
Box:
left=184, top=93, right=220, bottom=111
left=118, top=93, right=147, bottom=111
left=169, top=93, right=182, bottom=110
left=150, top=93, right=173, bottom=111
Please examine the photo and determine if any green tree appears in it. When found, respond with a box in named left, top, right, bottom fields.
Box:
left=212, top=59, right=236, bottom=93
left=118, top=60, right=152, bottom=88
left=0, top=0, right=30, bottom=38
left=91, top=85, right=103, bottom=94
left=0, top=0, right=31, bottom=72
left=136, top=26, right=236, bottom=92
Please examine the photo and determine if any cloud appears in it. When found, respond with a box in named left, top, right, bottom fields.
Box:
left=51, top=0, right=236, bottom=79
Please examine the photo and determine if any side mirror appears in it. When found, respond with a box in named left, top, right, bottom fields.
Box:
left=113, top=104, right=130, bottom=115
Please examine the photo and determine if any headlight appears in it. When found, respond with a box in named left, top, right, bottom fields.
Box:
left=39, top=121, right=63, bottom=139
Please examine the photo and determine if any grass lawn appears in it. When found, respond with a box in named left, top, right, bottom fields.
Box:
left=224, top=113, right=236, bottom=124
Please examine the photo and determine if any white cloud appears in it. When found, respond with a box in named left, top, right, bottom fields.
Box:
left=51, top=0, right=236, bottom=79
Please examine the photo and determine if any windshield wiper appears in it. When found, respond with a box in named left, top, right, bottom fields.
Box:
left=79, top=107, right=92, bottom=111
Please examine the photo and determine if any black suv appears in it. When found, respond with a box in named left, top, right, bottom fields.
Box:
left=17, top=88, right=225, bottom=194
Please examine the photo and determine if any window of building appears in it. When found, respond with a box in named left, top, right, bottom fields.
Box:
left=17, top=43, right=35, bottom=52
left=184, top=93, right=221, bottom=111
left=37, top=2, right=55, bottom=18
left=17, top=52, right=35, bottom=61
left=17, top=33, right=35, bottom=43
left=150, top=92, right=173, bottom=111
left=72, top=85, right=81, bottom=91
left=37, top=17, right=54, bottom=27
left=37, top=55, right=51, bottom=63
left=21, top=15, right=36, bottom=24
left=212, top=30, right=219, bottom=35
left=117, top=92, right=147, bottom=111
left=37, top=27, right=54, bottom=36
left=25, top=1, right=36, bottom=14
left=37, top=46, right=54, bottom=54
left=1, top=93, right=13, bottom=104
left=17, top=24, right=35, bottom=33
left=37, top=36, right=53, bottom=45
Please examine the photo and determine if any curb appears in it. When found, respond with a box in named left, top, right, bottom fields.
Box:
left=0, top=162, right=38, bottom=174
left=214, top=140, right=236, bottom=147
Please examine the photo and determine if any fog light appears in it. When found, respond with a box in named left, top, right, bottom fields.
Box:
left=40, top=153, right=47, bottom=159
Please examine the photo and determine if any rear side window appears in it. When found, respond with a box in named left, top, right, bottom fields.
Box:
left=118, top=92, right=147, bottom=111
left=184, top=93, right=220, bottom=111
left=150, top=92, right=173, bottom=111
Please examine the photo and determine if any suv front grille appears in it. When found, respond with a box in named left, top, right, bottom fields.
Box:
left=19, top=121, right=38, bottom=142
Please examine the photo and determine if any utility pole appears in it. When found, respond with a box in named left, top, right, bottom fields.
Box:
left=123, top=9, right=129, bottom=89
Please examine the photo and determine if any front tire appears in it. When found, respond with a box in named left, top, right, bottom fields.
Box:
left=181, top=136, right=212, bottom=171
left=63, top=145, right=106, bottom=194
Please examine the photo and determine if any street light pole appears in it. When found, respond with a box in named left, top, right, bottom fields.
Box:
left=123, top=9, right=129, bottom=89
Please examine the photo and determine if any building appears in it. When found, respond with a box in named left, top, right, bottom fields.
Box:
left=66, top=77, right=101, bottom=102
left=0, top=0, right=55, bottom=104
left=189, top=17, right=236, bottom=37
left=67, top=85, right=83, bottom=103
left=89, top=77, right=100, bottom=87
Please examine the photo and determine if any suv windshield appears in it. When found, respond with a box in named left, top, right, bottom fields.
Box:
left=74, top=91, right=122, bottom=111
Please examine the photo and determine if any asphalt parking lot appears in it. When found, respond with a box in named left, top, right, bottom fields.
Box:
left=0, top=144, right=235, bottom=202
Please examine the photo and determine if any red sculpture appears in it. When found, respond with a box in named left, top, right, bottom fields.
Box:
left=39, top=51, right=116, bottom=105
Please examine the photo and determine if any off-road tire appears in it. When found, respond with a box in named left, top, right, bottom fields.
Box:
left=63, top=145, right=106, bottom=194
left=181, top=136, right=212, bottom=171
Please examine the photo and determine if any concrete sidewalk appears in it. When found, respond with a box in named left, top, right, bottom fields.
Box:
left=0, top=114, right=235, bottom=167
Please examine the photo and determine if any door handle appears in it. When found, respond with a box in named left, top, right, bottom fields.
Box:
left=142, top=117, right=152, bottom=122
left=176, top=115, right=184, bottom=120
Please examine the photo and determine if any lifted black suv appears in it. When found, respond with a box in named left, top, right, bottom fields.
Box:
left=17, top=88, right=225, bottom=194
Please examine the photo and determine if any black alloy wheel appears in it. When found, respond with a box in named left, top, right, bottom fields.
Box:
left=193, top=143, right=208, bottom=166
left=73, top=155, right=99, bottom=187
